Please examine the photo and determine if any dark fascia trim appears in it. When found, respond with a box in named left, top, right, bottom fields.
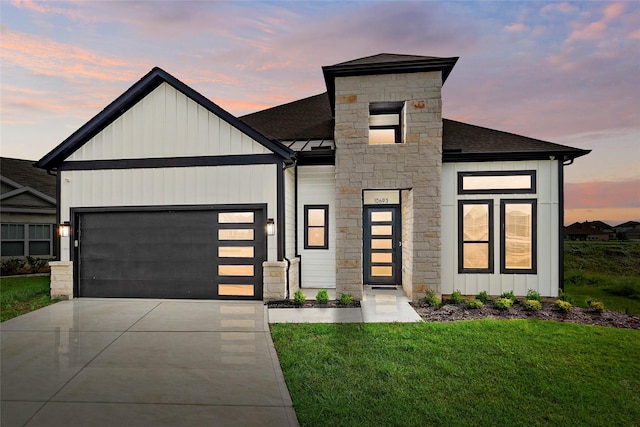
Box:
left=558, top=160, right=565, bottom=292
left=458, top=199, right=494, bottom=274
left=296, top=151, right=335, bottom=166
left=36, top=67, right=294, bottom=170
left=457, top=170, right=536, bottom=195
left=323, top=57, right=458, bottom=115
left=276, top=162, right=285, bottom=261
left=443, top=149, right=591, bottom=163
left=499, top=198, right=538, bottom=275
left=57, top=154, right=280, bottom=171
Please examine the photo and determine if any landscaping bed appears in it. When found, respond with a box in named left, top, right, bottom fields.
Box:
left=267, top=299, right=360, bottom=308
left=411, top=300, right=640, bottom=329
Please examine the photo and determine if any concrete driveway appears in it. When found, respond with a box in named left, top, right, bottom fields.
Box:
left=1, top=299, right=298, bottom=426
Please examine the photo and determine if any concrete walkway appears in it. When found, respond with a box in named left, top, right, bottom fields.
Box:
left=1, top=299, right=298, bottom=427
left=268, top=287, right=422, bottom=324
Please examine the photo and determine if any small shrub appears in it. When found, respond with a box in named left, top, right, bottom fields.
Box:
left=477, top=291, right=489, bottom=303
left=558, top=290, right=573, bottom=303
left=450, top=290, right=463, bottom=304
left=422, top=289, right=441, bottom=307
left=590, top=300, right=605, bottom=313
left=494, top=298, right=513, bottom=310
left=316, top=289, right=329, bottom=304
left=466, top=299, right=483, bottom=309
left=523, top=299, right=542, bottom=311
left=555, top=299, right=572, bottom=313
left=500, top=290, right=517, bottom=303
left=339, top=293, right=353, bottom=305
left=1, top=258, right=27, bottom=276
left=293, top=290, right=306, bottom=305
left=526, top=289, right=542, bottom=302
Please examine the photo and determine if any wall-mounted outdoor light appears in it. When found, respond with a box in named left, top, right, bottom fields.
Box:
left=58, top=222, right=70, bottom=237
left=266, top=218, right=276, bottom=236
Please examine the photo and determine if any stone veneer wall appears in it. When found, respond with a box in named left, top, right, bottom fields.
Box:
left=262, top=258, right=300, bottom=300
left=401, top=189, right=414, bottom=299
left=334, top=71, right=443, bottom=300
left=49, top=261, right=73, bottom=299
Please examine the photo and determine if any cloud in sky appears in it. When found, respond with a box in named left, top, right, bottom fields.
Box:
left=1, top=1, right=638, bottom=218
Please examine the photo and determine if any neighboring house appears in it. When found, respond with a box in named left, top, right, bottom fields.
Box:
left=615, top=221, right=640, bottom=240
left=36, top=53, right=589, bottom=301
left=564, top=221, right=611, bottom=241
left=1, top=157, right=57, bottom=258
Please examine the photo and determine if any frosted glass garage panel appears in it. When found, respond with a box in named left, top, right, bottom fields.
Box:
left=219, top=265, right=254, bottom=276
left=219, top=285, right=254, bottom=296
left=218, top=247, right=254, bottom=258
left=218, top=212, right=254, bottom=223
left=218, top=229, right=254, bottom=240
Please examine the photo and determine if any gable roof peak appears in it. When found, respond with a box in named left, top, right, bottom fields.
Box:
left=330, top=53, right=445, bottom=67
left=36, top=67, right=294, bottom=169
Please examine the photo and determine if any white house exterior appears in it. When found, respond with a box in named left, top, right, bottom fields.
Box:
left=37, top=54, right=589, bottom=301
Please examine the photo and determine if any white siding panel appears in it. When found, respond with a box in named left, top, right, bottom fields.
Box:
left=297, top=165, right=336, bottom=288
left=59, top=164, right=278, bottom=262
left=68, top=83, right=271, bottom=161
left=441, top=160, right=560, bottom=297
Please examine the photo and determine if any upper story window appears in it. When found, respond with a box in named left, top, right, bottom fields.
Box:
left=369, top=102, right=404, bottom=145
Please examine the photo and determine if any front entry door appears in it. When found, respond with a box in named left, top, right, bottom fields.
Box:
left=364, top=206, right=401, bottom=285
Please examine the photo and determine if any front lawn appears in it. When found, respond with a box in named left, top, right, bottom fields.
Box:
left=271, top=321, right=640, bottom=427
left=0, top=275, right=58, bottom=322
left=564, top=242, right=640, bottom=314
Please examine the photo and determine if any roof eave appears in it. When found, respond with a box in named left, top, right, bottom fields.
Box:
left=443, top=149, right=591, bottom=163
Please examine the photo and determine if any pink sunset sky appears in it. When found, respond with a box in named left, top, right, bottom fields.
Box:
left=1, top=0, right=638, bottom=226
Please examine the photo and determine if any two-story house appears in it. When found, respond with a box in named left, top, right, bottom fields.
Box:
left=36, top=53, right=589, bottom=300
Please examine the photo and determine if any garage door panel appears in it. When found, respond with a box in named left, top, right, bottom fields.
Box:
left=81, top=279, right=217, bottom=299
left=76, top=208, right=264, bottom=299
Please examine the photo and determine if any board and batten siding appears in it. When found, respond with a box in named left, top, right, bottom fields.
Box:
left=59, top=164, right=278, bottom=262
left=297, top=165, right=336, bottom=288
left=68, top=83, right=271, bottom=161
left=441, top=160, right=560, bottom=297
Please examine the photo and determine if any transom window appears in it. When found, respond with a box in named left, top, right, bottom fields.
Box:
left=304, top=205, right=329, bottom=249
left=369, top=102, right=404, bottom=145
left=458, top=171, right=536, bottom=194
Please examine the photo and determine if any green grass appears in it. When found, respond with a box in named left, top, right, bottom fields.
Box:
left=564, top=242, right=640, bottom=314
left=272, top=321, right=640, bottom=427
left=0, top=275, right=58, bottom=322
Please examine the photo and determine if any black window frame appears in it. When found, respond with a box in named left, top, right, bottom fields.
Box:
left=500, top=199, right=537, bottom=274
left=458, top=170, right=536, bottom=195
left=369, top=101, right=404, bottom=144
left=304, top=205, right=329, bottom=250
left=458, top=200, right=494, bottom=274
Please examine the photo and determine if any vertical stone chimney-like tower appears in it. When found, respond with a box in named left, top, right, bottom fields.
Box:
left=322, top=54, right=458, bottom=300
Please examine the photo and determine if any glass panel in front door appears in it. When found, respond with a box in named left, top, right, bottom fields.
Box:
left=364, top=206, right=400, bottom=285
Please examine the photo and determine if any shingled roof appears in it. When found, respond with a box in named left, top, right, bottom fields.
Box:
left=1, top=157, right=56, bottom=198
left=240, top=93, right=589, bottom=162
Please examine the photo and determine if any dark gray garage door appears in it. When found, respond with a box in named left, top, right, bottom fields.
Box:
left=75, top=207, right=265, bottom=299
